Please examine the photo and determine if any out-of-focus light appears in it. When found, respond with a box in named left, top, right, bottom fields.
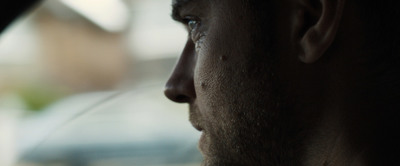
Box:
left=0, top=17, right=38, bottom=65
left=60, top=0, right=129, bottom=32
left=0, top=110, right=18, bottom=166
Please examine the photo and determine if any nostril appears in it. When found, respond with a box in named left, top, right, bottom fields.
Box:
left=175, top=95, right=190, bottom=103
left=164, top=87, right=186, bottom=103
left=164, top=84, right=193, bottom=103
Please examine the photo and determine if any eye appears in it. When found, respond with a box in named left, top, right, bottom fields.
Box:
left=182, top=16, right=203, bottom=42
left=188, top=20, right=199, bottom=31
left=183, top=16, right=201, bottom=31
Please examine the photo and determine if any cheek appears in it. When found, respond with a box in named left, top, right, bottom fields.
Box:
left=193, top=31, right=250, bottom=119
left=192, top=10, right=262, bottom=130
left=193, top=40, right=224, bottom=109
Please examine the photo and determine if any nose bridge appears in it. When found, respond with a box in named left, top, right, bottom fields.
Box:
left=164, top=40, right=196, bottom=103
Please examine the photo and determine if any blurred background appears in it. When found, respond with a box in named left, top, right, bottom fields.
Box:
left=0, top=0, right=202, bottom=166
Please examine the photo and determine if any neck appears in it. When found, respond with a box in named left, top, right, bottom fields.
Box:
left=303, top=106, right=369, bottom=166
left=303, top=59, right=400, bottom=165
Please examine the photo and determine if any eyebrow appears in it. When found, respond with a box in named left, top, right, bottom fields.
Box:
left=171, top=0, right=195, bottom=22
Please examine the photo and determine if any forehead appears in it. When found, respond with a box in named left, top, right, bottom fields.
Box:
left=172, top=0, right=209, bottom=22
left=172, top=0, right=197, bottom=11
left=171, top=0, right=247, bottom=19
left=172, top=0, right=197, bottom=6
left=172, top=0, right=253, bottom=15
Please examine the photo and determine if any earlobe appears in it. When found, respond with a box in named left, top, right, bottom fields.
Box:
left=294, top=0, right=346, bottom=63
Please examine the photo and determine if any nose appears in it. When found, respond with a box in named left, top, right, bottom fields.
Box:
left=164, top=40, right=196, bottom=103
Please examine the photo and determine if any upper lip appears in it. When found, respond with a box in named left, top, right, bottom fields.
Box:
left=189, top=114, right=203, bottom=131
left=191, top=122, right=203, bottom=131
left=189, top=104, right=203, bottom=131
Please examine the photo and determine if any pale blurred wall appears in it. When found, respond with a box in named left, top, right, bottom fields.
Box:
left=34, top=4, right=131, bottom=92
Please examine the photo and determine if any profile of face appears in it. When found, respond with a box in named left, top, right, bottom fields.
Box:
left=165, top=0, right=343, bottom=165
left=164, top=0, right=298, bottom=165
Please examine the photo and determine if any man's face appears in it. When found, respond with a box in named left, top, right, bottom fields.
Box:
left=165, top=0, right=302, bottom=165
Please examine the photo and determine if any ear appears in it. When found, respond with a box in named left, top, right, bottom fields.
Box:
left=293, top=0, right=346, bottom=63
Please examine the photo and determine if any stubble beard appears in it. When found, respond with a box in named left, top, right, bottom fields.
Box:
left=198, top=45, right=304, bottom=166
left=196, top=2, right=305, bottom=165
left=200, top=24, right=307, bottom=166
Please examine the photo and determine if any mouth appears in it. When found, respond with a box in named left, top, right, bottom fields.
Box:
left=189, top=113, right=207, bottom=154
